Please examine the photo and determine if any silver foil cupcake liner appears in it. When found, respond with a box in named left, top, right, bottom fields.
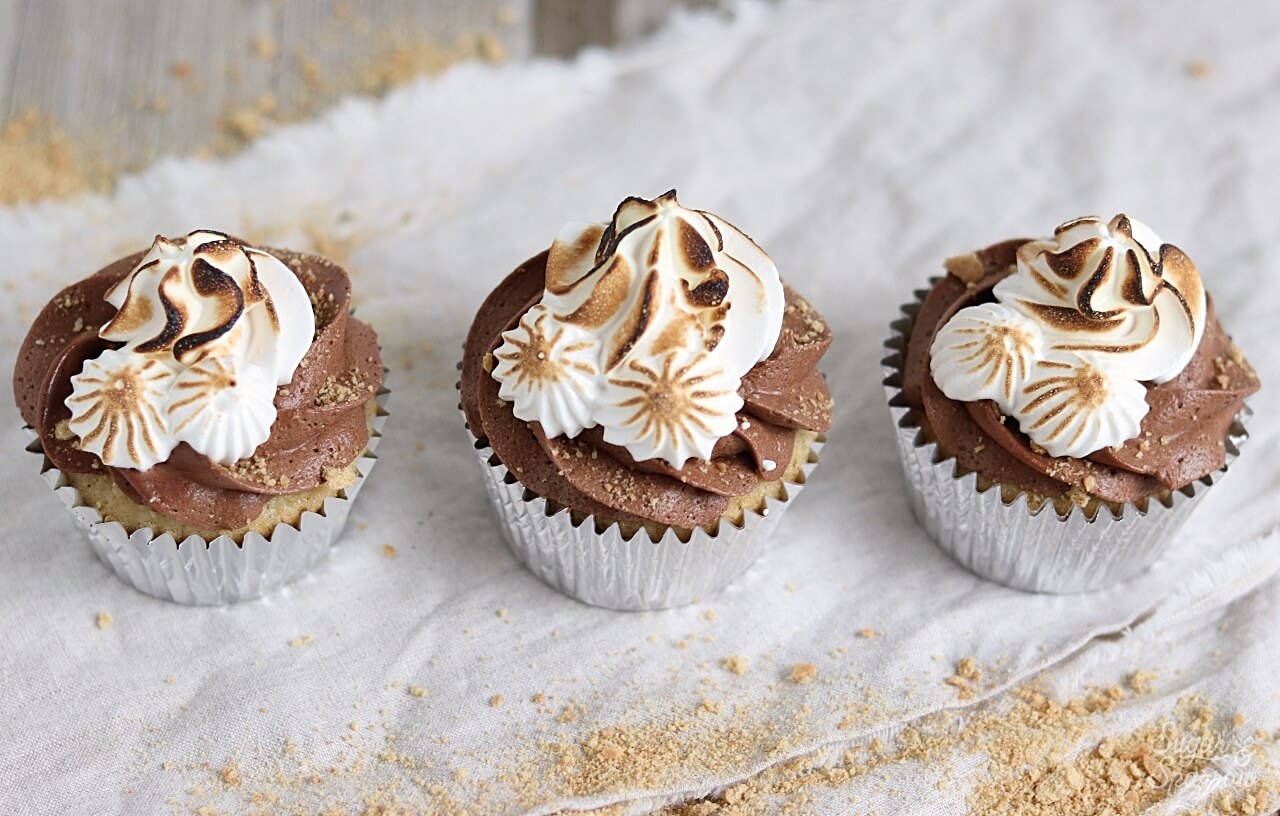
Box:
left=883, top=296, right=1249, bottom=594
left=466, top=420, right=823, bottom=611
left=27, top=386, right=390, bottom=605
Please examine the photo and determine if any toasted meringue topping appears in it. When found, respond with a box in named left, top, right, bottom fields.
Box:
left=596, top=346, right=742, bottom=466
left=67, top=349, right=178, bottom=470
left=168, top=355, right=278, bottom=464
left=931, top=214, right=1208, bottom=458
left=491, top=191, right=785, bottom=467
left=493, top=304, right=601, bottom=440
left=65, top=232, right=314, bottom=469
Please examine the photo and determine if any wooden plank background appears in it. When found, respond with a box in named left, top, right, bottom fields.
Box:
left=0, top=0, right=719, bottom=174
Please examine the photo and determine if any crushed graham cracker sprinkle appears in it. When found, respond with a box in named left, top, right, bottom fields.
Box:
left=161, top=660, right=1273, bottom=816
left=944, top=253, right=986, bottom=285
left=945, top=657, right=984, bottom=701
left=655, top=680, right=1273, bottom=815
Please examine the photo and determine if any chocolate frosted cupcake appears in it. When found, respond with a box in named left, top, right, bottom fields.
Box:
left=13, top=231, right=388, bottom=604
left=461, top=191, right=831, bottom=609
left=884, top=215, right=1259, bottom=592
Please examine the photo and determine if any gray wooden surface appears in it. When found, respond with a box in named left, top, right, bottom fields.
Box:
left=0, top=0, right=719, bottom=173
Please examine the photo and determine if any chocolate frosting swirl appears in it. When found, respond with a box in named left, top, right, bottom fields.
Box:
left=901, top=240, right=1259, bottom=503
left=13, top=247, right=383, bottom=530
left=461, top=251, right=833, bottom=529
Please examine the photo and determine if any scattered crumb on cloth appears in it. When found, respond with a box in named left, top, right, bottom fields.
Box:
left=164, top=664, right=1277, bottom=815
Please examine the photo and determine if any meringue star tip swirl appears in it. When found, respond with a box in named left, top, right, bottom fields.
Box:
left=931, top=214, right=1210, bottom=459
left=492, top=190, right=784, bottom=469
left=65, top=231, right=315, bottom=469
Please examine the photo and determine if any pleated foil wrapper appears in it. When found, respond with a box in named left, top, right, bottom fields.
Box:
left=466, top=422, right=823, bottom=611
left=883, top=297, right=1250, bottom=594
left=26, top=386, right=390, bottom=606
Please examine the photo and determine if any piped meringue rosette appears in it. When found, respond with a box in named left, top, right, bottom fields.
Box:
left=461, top=192, right=831, bottom=609
left=13, top=232, right=387, bottom=604
left=884, top=215, right=1259, bottom=593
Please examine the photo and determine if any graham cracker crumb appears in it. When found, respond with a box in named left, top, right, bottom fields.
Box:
left=944, top=253, right=985, bottom=284
left=496, top=607, right=509, bottom=620
left=1188, top=58, right=1213, bottom=78
left=857, top=628, right=878, bottom=639
left=721, top=655, right=749, bottom=676
left=219, top=765, right=241, bottom=786
left=946, top=657, right=983, bottom=700
left=787, top=663, right=818, bottom=685
left=653, top=671, right=1260, bottom=816
left=288, top=634, right=314, bottom=648
left=556, top=705, right=581, bottom=724
left=95, top=611, right=112, bottom=630
left=315, top=367, right=370, bottom=408
left=251, top=36, right=279, bottom=60
left=224, top=108, right=264, bottom=141
left=1128, top=670, right=1157, bottom=695
left=1066, top=484, right=1091, bottom=508
left=382, top=544, right=397, bottom=558
left=0, top=109, right=107, bottom=204
left=407, top=686, right=426, bottom=698
left=489, top=695, right=504, bottom=708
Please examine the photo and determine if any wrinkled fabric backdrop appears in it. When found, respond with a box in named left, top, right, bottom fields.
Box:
left=2, top=2, right=1279, bottom=813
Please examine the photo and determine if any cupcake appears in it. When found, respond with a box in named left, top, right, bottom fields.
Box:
left=13, top=231, right=387, bottom=604
left=460, top=191, right=831, bottom=610
left=884, top=215, right=1259, bottom=593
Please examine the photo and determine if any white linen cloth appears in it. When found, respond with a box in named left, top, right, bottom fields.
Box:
left=2, top=2, right=1279, bottom=813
